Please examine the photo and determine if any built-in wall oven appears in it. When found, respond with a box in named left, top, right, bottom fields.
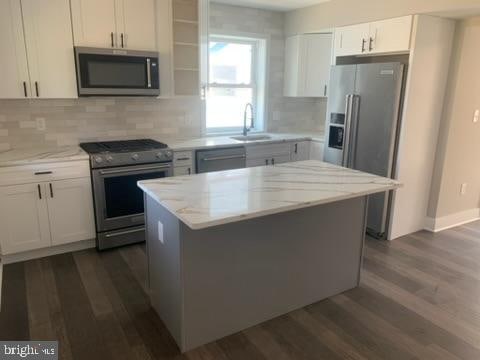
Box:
left=74, top=47, right=160, bottom=96
left=80, top=140, right=173, bottom=250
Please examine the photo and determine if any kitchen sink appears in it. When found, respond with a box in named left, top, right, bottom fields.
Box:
left=231, top=135, right=272, bottom=142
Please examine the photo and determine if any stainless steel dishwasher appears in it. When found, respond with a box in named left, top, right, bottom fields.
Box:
left=196, top=147, right=246, bottom=174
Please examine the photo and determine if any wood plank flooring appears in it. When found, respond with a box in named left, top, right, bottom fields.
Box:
left=2, top=221, right=480, bottom=359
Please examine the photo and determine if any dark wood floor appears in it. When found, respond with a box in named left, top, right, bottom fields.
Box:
left=2, top=222, right=480, bottom=360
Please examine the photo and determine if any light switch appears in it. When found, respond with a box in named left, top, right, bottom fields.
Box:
left=473, top=110, right=479, bottom=123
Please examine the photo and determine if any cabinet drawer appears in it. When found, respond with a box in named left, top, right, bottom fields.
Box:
left=246, top=143, right=291, bottom=159
left=0, top=160, right=90, bottom=186
left=174, top=166, right=194, bottom=177
left=174, top=151, right=193, bottom=166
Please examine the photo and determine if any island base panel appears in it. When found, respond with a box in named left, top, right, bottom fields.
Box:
left=145, top=195, right=368, bottom=352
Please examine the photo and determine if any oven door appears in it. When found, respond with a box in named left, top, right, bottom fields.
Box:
left=75, top=47, right=160, bottom=96
left=92, top=163, right=172, bottom=232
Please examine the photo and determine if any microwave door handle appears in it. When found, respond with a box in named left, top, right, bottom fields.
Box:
left=342, top=95, right=353, bottom=167
left=146, top=58, right=152, bottom=88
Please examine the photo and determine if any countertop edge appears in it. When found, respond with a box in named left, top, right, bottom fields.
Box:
left=138, top=181, right=401, bottom=231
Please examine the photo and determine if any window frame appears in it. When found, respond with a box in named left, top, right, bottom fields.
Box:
left=206, top=34, right=266, bottom=135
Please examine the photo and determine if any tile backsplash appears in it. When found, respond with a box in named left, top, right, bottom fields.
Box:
left=0, top=98, right=203, bottom=149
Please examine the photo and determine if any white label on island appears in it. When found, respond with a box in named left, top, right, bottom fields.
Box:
left=158, top=221, right=164, bottom=244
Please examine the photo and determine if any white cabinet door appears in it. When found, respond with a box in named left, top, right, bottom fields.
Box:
left=284, top=34, right=332, bottom=97
left=303, top=34, right=332, bottom=97
left=291, top=141, right=310, bottom=162
left=284, top=35, right=302, bottom=97
left=0, top=0, right=30, bottom=99
left=46, top=178, right=95, bottom=246
left=334, top=23, right=370, bottom=57
left=71, top=0, right=117, bottom=47
left=0, top=183, right=51, bottom=255
left=22, top=0, right=77, bottom=98
left=117, top=0, right=157, bottom=50
left=369, top=16, right=413, bottom=55
left=174, top=166, right=194, bottom=176
left=309, top=141, right=325, bottom=161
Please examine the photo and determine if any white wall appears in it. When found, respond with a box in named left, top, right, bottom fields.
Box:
left=286, top=0, right=480, bottom=35
left=427, top=17, right=480, bottom=228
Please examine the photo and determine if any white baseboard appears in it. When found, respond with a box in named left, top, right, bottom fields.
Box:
left=2, top=239, right=95, bottom=265
left=424, top=208, right=480, bottom=233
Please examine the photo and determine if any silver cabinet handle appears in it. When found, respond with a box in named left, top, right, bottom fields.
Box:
left=49, top=183, right=54, bottom=198
left=202, top=155, right=246, bottom=162
left=37, top=184, right=42, bottom=200
left=176, top=157, right=190, bottom=161
left=361, top=39, right=366, bottom=53
left=369, top=37, right=374, bottom=51
left=99, top=164, right=171, bottom=175
left=23, top=81, right=27, bottom=97
left=146, top=58, right=152, bottom=88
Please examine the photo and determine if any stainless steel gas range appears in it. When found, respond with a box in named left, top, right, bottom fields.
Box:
left=80, top=139, right=173, bottom=250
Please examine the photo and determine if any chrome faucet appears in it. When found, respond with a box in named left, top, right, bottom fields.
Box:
left=243, top=103, right=254, bottom=136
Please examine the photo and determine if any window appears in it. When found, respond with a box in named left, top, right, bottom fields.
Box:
left=206, top=35, right=266, bottom=134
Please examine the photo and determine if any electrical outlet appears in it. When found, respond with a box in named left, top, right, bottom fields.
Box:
left=474, top=110, right=479, bottom=123
left=36, top=117, right=46, bottom=131
left=461, top=183, right=468, bottom=195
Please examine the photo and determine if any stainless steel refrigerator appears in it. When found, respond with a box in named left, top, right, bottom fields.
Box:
left=324, top=62, right=405, bottom=238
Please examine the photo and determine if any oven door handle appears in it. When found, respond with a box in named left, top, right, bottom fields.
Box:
left=105, top=227, right=145, bottom=238
left=99, top=164, right=172, bottom=176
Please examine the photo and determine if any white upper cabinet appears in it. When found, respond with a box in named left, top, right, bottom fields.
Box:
left=0, top=0, right=30, bottom=99
left=117, top=0, right=157, bottom=50
left=369, top=16, right=413, bottom=55
left=71, top=0, right=157, bottom=50
left=71, top=0, right=117, bottom=48
left=334, top=16, right=413, bottom=57
left=284, top=33, right=333, bottom=98
left=334, top=23, right=370, bottom=57
left=22, top=0, right=77, bottom=98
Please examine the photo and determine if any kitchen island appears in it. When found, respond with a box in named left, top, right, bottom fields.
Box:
left=138, top=160, right=400, bottom=352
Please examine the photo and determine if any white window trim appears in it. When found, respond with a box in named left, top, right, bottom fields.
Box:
left=205, top=31, right=269, bottom=136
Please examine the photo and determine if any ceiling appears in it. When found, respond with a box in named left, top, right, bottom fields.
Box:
left=212, top=0, right=331, bottom=12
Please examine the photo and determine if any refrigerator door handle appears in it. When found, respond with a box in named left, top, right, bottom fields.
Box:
left=347, top=95, right=361, bottom=169
left=342, top=94, right=353, bottom=167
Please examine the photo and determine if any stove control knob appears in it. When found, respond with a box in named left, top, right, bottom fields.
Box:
left=131, top=154, right=139, bottom=161
left=165, top=150, right=173, bottom=158
left=94, top=156, right=103, bottom=164
left=156, top=152, right=165, bottom=159
left=105, top=156, right=113, bottom=163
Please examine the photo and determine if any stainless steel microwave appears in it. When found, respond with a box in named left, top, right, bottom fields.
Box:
left=74, top=47, right=160, bottom=96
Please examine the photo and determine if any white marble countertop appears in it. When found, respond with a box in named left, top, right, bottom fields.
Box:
left=0, top=146, right=89, bottom=167
left=138, top=160, right=401, bottom=230
left=166, top=132, right=325, bottom=152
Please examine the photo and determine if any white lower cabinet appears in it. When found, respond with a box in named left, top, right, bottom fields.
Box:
left=291, top=141, right=310, bottom=162
left=0, top=183, right=51, bottom=254
left=309, top=141, right=325, bottom=161
left=174, top=166, right=193, bottom=176
left=47, top=178, right=95, bottom=246
left=0, top=161, right=95, bottom=255
left=246, top=143, right=295, bottom=168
